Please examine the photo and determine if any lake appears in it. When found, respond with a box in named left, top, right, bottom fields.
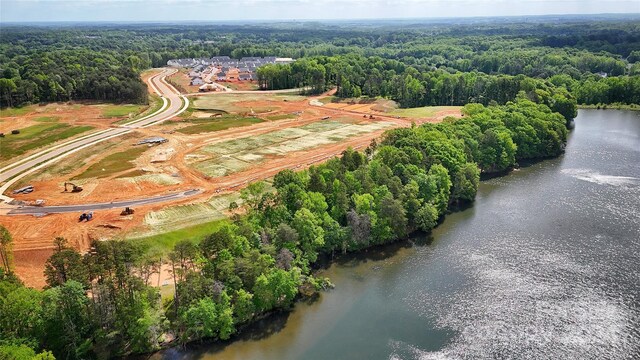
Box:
left=160, top=109, right=640, bottom=359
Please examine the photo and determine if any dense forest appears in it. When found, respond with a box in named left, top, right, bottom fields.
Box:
left=257, top=55, right=640, bottom=108
left=0, top=97, right=570, bottom=358
left=1, top=17, right=640, bottom=107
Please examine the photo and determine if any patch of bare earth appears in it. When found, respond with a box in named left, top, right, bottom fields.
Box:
left=3, top=90, right=460, bottom=288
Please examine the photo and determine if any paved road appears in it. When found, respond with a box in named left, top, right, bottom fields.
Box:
left=7, top=189, right=201, bottom=215
left=0, top=68, right=189, bottom=202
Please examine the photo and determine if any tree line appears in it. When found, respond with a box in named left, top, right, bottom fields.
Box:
left=256, top=54, right=579, bottom=124
left=254, top=53, right=640, bottom=113
left=0, top=97, right=572, bottom=358
left=2, top=18, right=639, bottom=108
left=0, top=50, right=149, bottom=108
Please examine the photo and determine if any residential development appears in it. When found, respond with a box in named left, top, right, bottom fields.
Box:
left=167, top=56, right=295, bottom=91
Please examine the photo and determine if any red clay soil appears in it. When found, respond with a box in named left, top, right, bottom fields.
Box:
left=3, top=94, right=460, bottom=288
left=225, top=81, right=259, bottom=91
left=0, top=103, right=108, bottom=133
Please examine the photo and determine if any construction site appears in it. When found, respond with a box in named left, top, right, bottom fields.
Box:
left=0, top=68, right=461, bottom=288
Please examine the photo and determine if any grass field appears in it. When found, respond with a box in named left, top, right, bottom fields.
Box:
left=0, top=123, right=93, bottom=161
left=139, top=192, right=242, bottom=249
left=319, top=96, right=337, bottom=104
left=176, top=115, right=264, bottom=134
left=192, top=119, right=393, bottom=177
left=73, top=146, right=147, bottom=179
left=133, top=219, right=228, bottom=255
left=34, top=116, right=60, bottom=123
left=0, top=106, right=33, bottom=117
left=101, top=104, right=146, bottom=118
left=388, top=106, right=461, bottom=118
left=9, top=133, right=139, bottom=188
left=225, top=82, right=260, bottom=91
left=114, top=95, right=162, bottom=125
left=118, top=173, right=181, bottom=186
left=265, top=113, right=297, bottom=121
left=193, top=93, right=304, bottom=113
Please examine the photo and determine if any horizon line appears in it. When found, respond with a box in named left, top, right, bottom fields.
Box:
left=2, top=12, right=640, bottom=25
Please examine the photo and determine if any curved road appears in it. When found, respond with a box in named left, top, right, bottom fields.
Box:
left=0, top=68, right=190, bottom=204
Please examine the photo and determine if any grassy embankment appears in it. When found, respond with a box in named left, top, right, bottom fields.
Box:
left=101, top=104, right=146, bottom=118
left=169, top=93, right=305, bottom=134
left=176, top=115, right=263, bottom=134
left=319, top=96, right=461, bottom=118
left=194, top=93, right=303, bottom=113
left=113, top=95, right=164, bottom=125
left=388, top=106, right=461, bottom=118
left=132, top=219, right=227, bottom=255
left=73, top=146, right=147, bottom=179
left=0, top=121, right=93, bottom=161
left=0, top=107, right=31, bottom=117
left=265, top=113, right=297, bottom=121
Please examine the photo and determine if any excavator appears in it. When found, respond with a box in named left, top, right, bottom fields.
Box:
left=120, top=207, right=135, bottom=216
left=64, top=182, right=83, bottom=193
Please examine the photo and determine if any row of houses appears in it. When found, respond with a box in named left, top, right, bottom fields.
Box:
left=167, top=56, right=295, bottom=88
left=167, top=56, right=294, bottom=69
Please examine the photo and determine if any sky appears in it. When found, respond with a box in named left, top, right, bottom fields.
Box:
left=1, top=0, right=639, bottom=23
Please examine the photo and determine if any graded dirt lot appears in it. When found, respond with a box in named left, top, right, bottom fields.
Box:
left=2, top=84, right=461, bottom=288
left=224, top=81, right=259, bottom=91
left=167, top=69, right=202, bottom=94
left=0, top=102, right=152, bottom=168
left=320, top=97, right=461, bottom=121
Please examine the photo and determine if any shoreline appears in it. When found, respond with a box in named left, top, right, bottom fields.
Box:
left=147, top=153, right=560, bottom=357
left=577, top=103, right=640, bottom=111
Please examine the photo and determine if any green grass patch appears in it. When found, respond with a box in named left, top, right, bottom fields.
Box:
left=225, top=83, right=260, bottom=91
left=388, top=106, right=461, bottom=118
left=193, top=93, right=304, bottom=113
left=0, top=106, right=33, bottom=117
left=0, top=123, right=93, bottom=161
left=34, top=116, right=60, bottom=123
left=73, top=146, right=147, bottom=179
left=114, top=96, right=163, bottom=125
left=177, top=98, right=196, bottom=119
left=101, top=104, right=146, bottom=118
left=132, top=219, right=228, bottom=255
left=319, top=96, right=337, bottom=104
left=265, top=113, right=296, bottom=121
left=177, top=115, right=263, bottom=134
left=116, top=169, right=148, bottom=178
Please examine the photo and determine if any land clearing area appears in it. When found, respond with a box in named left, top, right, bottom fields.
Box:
left=320, top=96, right=461, bottom=121
left=1, top=88, right=461, bottom=288
left=0, top=101, right=153, bottom=167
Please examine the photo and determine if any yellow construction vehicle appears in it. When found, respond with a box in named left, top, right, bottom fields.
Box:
left=64, top=182, right=83, bottom=193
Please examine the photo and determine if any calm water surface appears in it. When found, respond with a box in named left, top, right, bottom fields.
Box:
left=162, top=110, right=640, bottom=359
